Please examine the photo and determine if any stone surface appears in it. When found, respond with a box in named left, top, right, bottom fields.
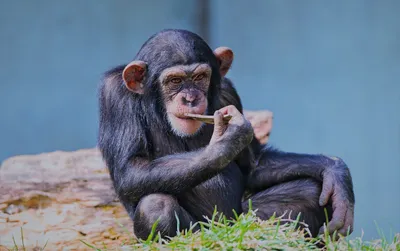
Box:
left=0, top=148, right=133, bottom=250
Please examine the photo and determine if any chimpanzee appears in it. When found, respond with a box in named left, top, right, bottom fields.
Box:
left=98, top=29, right=355, bottom=240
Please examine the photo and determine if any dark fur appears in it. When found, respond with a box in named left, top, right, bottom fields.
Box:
left=98, top=29, right=354, bottom=240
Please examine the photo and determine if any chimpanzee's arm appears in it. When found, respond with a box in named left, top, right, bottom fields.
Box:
left=247, top=147, right=339, bottom=190
left=114, top=134, right=249, bottom=201
left=248, top=146, right=355, bottom=235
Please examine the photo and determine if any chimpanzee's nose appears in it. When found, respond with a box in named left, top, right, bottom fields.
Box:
left=181, top=94, right=199, bottom=107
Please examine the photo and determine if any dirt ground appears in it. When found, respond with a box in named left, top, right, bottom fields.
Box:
left=0, top=148, right=135, bottom=250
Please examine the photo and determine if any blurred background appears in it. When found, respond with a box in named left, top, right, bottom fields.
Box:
left=0, top=0, right=399, bottom=241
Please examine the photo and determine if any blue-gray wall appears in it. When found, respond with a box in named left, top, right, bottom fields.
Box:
left=0, top=0, right=399, bottom=240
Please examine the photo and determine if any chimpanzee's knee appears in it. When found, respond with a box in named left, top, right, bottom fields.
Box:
left=133, top=193, right=182, bottom=240
left=243, top=178, right=332, bottom=237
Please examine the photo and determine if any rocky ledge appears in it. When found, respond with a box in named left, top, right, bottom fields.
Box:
left=0, top=148, right=133, bottom=250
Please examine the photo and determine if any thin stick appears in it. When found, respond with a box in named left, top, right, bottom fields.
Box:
left=184, top=113, right=232, bottom=124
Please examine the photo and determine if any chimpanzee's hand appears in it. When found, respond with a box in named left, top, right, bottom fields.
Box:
left=243, top=110, right=273, bottom=145
left=318, top=157, right=355, bottom=237
left=209, top=105, right=253, bottom=147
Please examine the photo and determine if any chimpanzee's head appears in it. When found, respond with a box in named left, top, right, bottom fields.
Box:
left=121, top=29, right=234, bottom=136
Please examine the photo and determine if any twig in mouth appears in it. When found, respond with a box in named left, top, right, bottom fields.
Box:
left=184, top=113, right=232, bottom=124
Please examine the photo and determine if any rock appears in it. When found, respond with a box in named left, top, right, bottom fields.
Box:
left=0, top=148, right=133, bottom=250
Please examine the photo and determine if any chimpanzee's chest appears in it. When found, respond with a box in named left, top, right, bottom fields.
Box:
left=178, top=162, right=245, bottom=221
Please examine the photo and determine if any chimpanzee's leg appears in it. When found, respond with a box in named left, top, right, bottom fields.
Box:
left=242, top=178, right=332, bottom=237
left=132, top=193, right=198, bottom=240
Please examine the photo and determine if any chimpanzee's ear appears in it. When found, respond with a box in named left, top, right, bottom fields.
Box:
left=213, top=47, right=234, bottom=77
left=122, top=60, right=147, bottom=94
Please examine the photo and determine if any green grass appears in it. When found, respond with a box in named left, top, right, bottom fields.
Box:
left=8, top=204, right=400, bottom=250
left=81, top=203, right=400, bottom=251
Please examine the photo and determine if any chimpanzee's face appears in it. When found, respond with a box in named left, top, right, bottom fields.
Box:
left=121, top=41, right=233, bottom=138
left=158, top=63, right=211, bottom=136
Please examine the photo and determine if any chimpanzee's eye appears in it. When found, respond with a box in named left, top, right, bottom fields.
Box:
left=193, top=73, right=205, bottom=81
left=170, top=77, right=182, bottom=84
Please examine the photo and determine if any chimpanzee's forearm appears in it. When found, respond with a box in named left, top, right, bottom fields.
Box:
left=116, top=138, right=247, bottom=200
left=246, top=147, right=339, bottom=191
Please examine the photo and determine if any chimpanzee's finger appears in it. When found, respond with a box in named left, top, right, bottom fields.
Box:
left=219, top=105, right=242, bottom=117
left=212, top=110, right=225, bottom=136
left=219, top=105, right=246, bottom=126
left=209, top=110, right=226, bottom=145
left=338, top=208, right=354, bottom=236
left=319, top=175, right=334, bottom=206
left=218, top=105, right=231, bottom=115
left=326, top=203, right=346, bottom=235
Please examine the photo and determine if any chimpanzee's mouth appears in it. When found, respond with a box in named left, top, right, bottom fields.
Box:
left=173, top=112, right=202, bottom=120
